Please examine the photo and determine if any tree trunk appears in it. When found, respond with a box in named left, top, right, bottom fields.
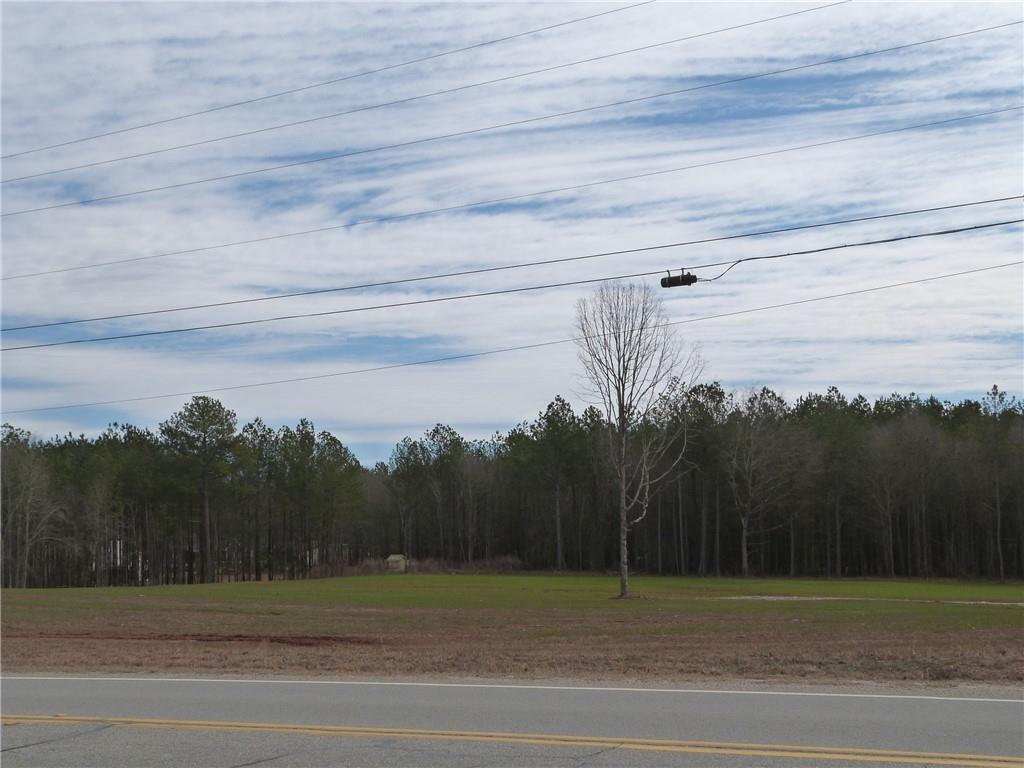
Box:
left=698, top=476, right=708, bottom=576
left=1016, top=491, right=1023, bottom=579
left=143, top=503, right=150, bottom=585
left=253, top=497, right=262, bottom=582
left=20, top=497, right=31, bottom=588
left=287, top=505, right=295, bottom=580
left=789, top=517, right=797, bottom=577
left=994, top=472, right=1005, bottom=582
left=905, top=505, right=913, bottom=576
left=921, top=493, right=930, bottom=577
left=676, top=478, right=684, bottom=576
left=656, top=493, right=662, bottom=575
left=677, top=476, right=686, bottom=575
left=466, top=481, right=476, bottom=565
left=834, top=494, right=842, bottom=578
left=188, top=515, right=196, bottom=585
left=619, top=466, right=629, bottom=598
left=826, top=513, right=832, bottom=578
left=554, top=479, right=564, bottom=570
left=435, top=494, right=445, bottom=563
left=714, top=478, right=721, bottom=577
left=202, top=475, right=212, bottom=583
left=266, top=501, right=274, bottom=581
left=740, top=516, right=750, bottom=578
left=885, top=504, right=896, bottom=577
left=573, top=483, right=583, bottom=570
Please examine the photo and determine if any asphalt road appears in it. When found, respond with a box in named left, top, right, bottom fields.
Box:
left=2, top=676, right=1022, bottom=767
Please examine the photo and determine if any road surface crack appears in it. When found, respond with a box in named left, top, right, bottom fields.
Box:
left=574, top=742, right=624, bottom=766
left=228, top=750, right=297, bottom=767
left=1, top=723, right=113, bottom=753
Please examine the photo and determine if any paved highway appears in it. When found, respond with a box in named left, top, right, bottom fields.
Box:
left=3, top=676, right=1022, bottom=767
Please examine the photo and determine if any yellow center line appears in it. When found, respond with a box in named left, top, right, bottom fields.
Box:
left=4, top=714, right=1022, bottom=768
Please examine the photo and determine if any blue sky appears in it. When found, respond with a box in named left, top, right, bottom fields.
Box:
left=2, top=1, right=1022, bottom=465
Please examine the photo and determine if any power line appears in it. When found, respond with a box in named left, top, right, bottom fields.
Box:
left=5, top=109, right=1021, bottom=281
left=3, top=261, right=1018, bottom=416
left=0, top=1, right=657, bottom=161
left=1, top=1, right=853, bottom=185
left=4, top=219, right=1018, bottom=352
left=4, top=196, right=1020, bottom=333
left=6, top=23, right=1020, bottom=218
left=700, top=261, right=743, bottom=282
left=690, top=217, right=1024, bottom=279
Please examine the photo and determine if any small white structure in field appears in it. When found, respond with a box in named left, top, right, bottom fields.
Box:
left=386, top=554, right=407, bottom=573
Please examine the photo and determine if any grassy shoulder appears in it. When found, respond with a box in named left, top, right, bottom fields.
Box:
left=3, top=574, right=1022, bottom=682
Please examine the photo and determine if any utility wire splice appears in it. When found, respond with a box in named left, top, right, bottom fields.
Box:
left=660, top=271, right=698, bottom=288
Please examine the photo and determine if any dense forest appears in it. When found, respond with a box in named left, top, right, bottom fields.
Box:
left=2, top=384, right=1021, bottom=588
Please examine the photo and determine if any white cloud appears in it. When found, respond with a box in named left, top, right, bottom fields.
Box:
left=2, top=1, right=1022, bottom=457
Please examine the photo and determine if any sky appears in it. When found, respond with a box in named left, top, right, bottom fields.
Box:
left=1, top=0, right=1022, bottom=465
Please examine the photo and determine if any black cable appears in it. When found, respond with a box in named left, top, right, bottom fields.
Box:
left=701, top=262, right=743, bottom=282
left=4, top=196, right=1020, bottom=333
left=3, top=261, right=1018, bottom=416
left=689, top=218, right=1024, bottom=279
left=3, top=219, right=1018, bottom=352
left=1, top=1, right=853, bottom=184
left=0, top=0, right=657, bottom=161
left=6, top=22, right=1020, bottom=218
left=5, top=110, right=1021, bottom=281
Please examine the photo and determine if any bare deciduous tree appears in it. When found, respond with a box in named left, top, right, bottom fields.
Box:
left=575, top=282, right=702, bottom=597
left=723, top=388, right=796, bottom=578
left=1, top=428, right=65, bottom=587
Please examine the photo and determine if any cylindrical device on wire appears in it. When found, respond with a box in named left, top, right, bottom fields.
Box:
left=661, top=272, right=698, bottom=288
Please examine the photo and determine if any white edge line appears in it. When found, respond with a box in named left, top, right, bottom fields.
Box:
left=3, top=677, right=1022, bottom=704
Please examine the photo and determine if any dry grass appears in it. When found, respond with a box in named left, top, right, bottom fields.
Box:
left=3, top=575, right=1021, bottom=682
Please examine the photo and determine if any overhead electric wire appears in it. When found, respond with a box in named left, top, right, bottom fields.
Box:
left=3, top=219, right=1019, bottom=352
left=5, top=109, right=1021, bottom=281
left=3, top=261, right=1019, bottom=416
left=5, top=21, right=1020, bottom=218
left=1, top=1, right=853, bottom=184
left=690, top=216, right=1024, bottom=278
left=700, top=261, right=744, bottom=282
left=4, top=196, right=1020, bottom=333
left=0, top=0, right=658, bottom=161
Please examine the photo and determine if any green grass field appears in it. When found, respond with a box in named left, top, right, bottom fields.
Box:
left=7, top=572, right=1023, bottom=606
left=3, top=575, right=1022, bottom=682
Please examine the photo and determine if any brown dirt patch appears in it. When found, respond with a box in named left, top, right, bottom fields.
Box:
left=6, top=632, right=384, bottom=647
left=4, top=613, right=1021, bottom=684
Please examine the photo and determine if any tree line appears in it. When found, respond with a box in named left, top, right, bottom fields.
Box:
left=2, top=385, right=1021, bottom=588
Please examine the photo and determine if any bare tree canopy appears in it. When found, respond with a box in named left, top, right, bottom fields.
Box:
left=575, top=282, right=703, bottom=597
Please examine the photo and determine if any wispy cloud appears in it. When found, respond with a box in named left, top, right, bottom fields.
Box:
left=2, top=1, right=1021, bottom=461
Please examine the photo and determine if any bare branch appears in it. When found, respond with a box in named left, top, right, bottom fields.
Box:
left=574, top=281, right=703, bottom=597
